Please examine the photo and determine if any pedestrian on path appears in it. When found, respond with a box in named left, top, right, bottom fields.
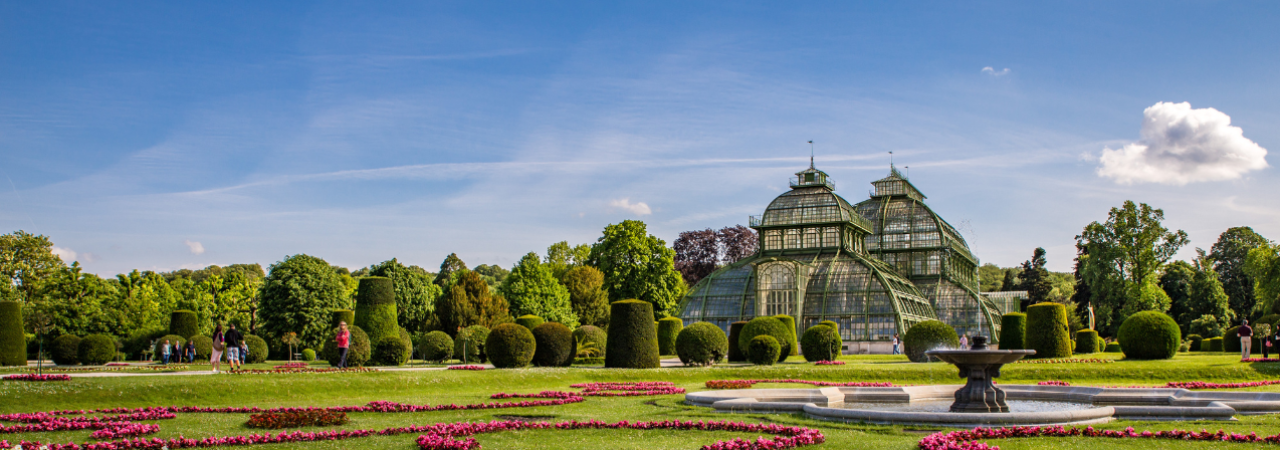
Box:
left=1239, top=319, right=1254, bottom=361
left=161, top=340, right=172, bottom=365
left=211, top=324, right=226, bottom=373
left=335, top=322, right=351, bottom=369
left=891, top=334, right=901, bottom=355
left=224, top=323, right=245, bottom=370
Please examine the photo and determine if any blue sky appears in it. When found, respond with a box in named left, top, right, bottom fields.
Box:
left=2, top=2, right=1277, bottom=275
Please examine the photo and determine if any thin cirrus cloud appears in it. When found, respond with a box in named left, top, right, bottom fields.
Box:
left=183, top=240, right=206, bottom=255
left=1097, top=102, right=1269, bottom=185
left=609, top=198, right=652, bottom=216
left=981, top=66, right=1010, bottom=76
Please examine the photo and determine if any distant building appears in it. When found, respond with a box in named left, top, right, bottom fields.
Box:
left=981, top=291, right=1028, bottom=316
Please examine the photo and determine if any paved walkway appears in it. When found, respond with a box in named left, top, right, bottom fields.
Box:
left=16, top=359, right=702, bottom=378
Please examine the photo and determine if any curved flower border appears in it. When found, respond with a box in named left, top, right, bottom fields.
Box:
left=918, top=425, right=1280, bottom=450
left=704, top=379, right=893, bottom=389
left=2, top=374, right=70, bottom=382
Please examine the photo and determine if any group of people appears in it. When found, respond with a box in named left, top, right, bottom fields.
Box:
left=888, top=332, right=974, bottom=355
left=1236, top=319, right=1280, bottom=361
left=154, top=323, right=249, bottom=372
left=157, top=339, right=195, bottom=364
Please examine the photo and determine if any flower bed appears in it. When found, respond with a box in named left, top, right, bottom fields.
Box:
left=1037, top=379, right=1280, bottom=390
left=272, top=363, right=309, bottom=369
left=227, top=367, right=378, bottom=375
left=918, top=425, right=1280, bottom=450
left=704, top=379, right=894, bottom=389
left=3, top=374, right=70, bottom=382
left=1242, top=358, right=1280, bottom=363
left=814, top=360, right=845, bottom=366
left=1035, top=381, right=1071, bottom=387
left=246, top=410, right=348, bottom=429
left=705, top=380, right=753, bottom=390
left=1015, top=358, right=1113, bottom=364
left=29, top=365, right=192, bottom=373
left=447, top=365, right=485, bottom=371
left=492, top=382, right=684, bottom=399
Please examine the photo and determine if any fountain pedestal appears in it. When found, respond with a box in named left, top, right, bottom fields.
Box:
left=926, top=337, right=1035, bottom=413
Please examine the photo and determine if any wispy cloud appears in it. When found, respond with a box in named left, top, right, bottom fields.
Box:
left=184, top=240, right=205, bottom=255
left=609, top=198, right=652, bottom=216
left=981, top=66, right=1010, bottom=76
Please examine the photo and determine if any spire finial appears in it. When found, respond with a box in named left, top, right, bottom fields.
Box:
left=808, top=140, right=814, bottom=169
left=889, top=151, right=894, bottom=168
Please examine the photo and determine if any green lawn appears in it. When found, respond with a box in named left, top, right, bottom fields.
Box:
left=3, top=353, right=1280, bottom=449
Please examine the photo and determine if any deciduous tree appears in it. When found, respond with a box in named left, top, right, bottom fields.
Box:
left=586, top=220, right=685, bottom=318
left=0, top=231, right=64, bottom=304
left=258, top=255, right=350, bottom=352
left=1209, top=227, right=1270, bottom=315
left=436, top=270, right=511, bottom=336
left=562, top=265, right=609, bottom=328
left=499, top=252, right=577, bottom=327
left=367, top=258, right=441, bottom=332
left=1077, top=201, right=1188, bottom=332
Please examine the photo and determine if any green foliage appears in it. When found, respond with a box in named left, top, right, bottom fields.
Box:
left=819, top=320, right=838, bottom=331
left=1224, top=326, right=1244, bottom=352
left=473, top=264, right=510, bottom=288
left=434, top=253, right=467, bottom=288
left=366, top=259, right=441, bottom=333
left=244, top=335, right=267, bottom=363
left=1187, top=334, right=1203, bottom=351
left=998, top=313, right=1026, bottom=349
left=301, top=348, right=316, bottom=361
left=154, top=334, right=186, bottom=359
left=746, top=335, right=781, bottom=365
left=531, top=322, right=576, bottom=367
left=51, top=334, right=81, bottom=365
left=121, top=327, right=167, bottom=361
left=169, top=310, right=199, bottom=339
left=373, top=335, right=409, bottom=366
left=515, top=315, right=545, bottom=330
left=1186, top=260, right=1235, bottom=330
left=1078, top=201, right=1189, bottom=334
left=604, top=300, right=660, bottom=369
left=1160, top=260, right=1196, bottom=333
left=453, top=325, right=489, bottom=363
left=322, top=325, right=370, bottom=367
left=435, top=270, right=513, bottom=336
left=1117, top=311, right=1180, bottom=359
left=572, top=325, right=606, bottom=359
left=77, top=334, right=116, bottom=365
left=1104, top=342, right=1122, bottom=352
left=1205, top=337, right=1223, bottom=352
left=1210, top=227, right=1269, bottom=317
left=562, top=266, right=610, bottom=328
left=332, top=310, right=355, bottom=329
left=0, top=301, right=23, bottom=366
left=773, top=315, right=799, bottom=356
left=1190, top=314, right=1225, bottom=338
left=355, top=277, right=400, bottom=346
left=1260, top=314, right=1280, bottom=330
left=657, top=317, right=683, bottom=355
left=902, top=320, right=959, bottom=362
left=0, top=231, right=64, bottom=304
left=1245, top=243, right=1280, bottom=315
left=544, top=241, right=591, bottom=280
left=737, top=317, right=792, bottom=362
left=979, top=263, right=1006, bottom=292
left=418, top=331, right=453, bottom=362
left=500, top=252, right=578, bottom=328
left=1075, top=330, right=1101, bottom=354
left=800, top=325, right=841, bottom=362
left=190, top=335, right=212, bottom=360
left=675, top=322, right=727, bottom=366
left=485, top=323, right=536, bottom=369
left=1020, top=248, right=1053, bottom=304
left=259, top=255, right=351, bottom=353
left=1026, top=303, right=1073, bottom=359
left=727, top=321, right=746, bottom=362
left=587, top=220, right=685, bottom=317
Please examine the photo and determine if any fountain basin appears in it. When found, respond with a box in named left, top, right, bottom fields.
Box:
left=926, top=343, right=1034, bottom=413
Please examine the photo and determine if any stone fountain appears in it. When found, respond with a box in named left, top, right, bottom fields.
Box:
left=925, top=336, right=1034, bottom=413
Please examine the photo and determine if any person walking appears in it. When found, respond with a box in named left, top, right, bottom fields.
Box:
left=891, top=333, right=901, bottom=355
left=1239, top=319, right=1254, bottom=361
left=185, top=340, right=196, bottom=363
left=161, top=339, right=172, bottom=365
left=224, top=323, right=245, bottom=371
left=959, top=334, right=969, bottom=349
left=211, top=324, right=226, bottom=373
left=335, top=321, right=351, bottom=369
left=1263, top=327, right=1272, bottom=359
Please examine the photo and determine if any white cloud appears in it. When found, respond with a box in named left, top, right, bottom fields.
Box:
left=51, top=247, right=77, bottom=262
left=1097, top=102, right=1268, bottom=185
left=184, top=240, right=206, bottom=255
left=609, top=198, right=652, bottom=216
left=981, top=66, right=1010, bottom=76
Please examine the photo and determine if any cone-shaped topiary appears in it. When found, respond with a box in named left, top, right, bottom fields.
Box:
left=657, top=317, right=683, bottom=356
left=746, top=335, right=781, bottom=365
left=675, top=322, right=727, bottom=366
left=302, top=348, right=316, bottom=361
left=515, top=315, right=545, bottom=330
left=1105, top=342, right=1123, bottom=352
left=51, top=335, right=81, bottom=365
left=1117, top=311, right=1180, bottom=360
left=322, top=325, right=370, bottom=367
left=727, top=321, right=747, bottom=362
left=1187, top=334, right=1203, bottom=351
left=739, top=317, right=792, bottom=362
left=486, top=323, right=536, bottom=368
left=1224, top=326, right=1243, bottom=352
left=1026, top=303, right=1072, bottom=359
left=1205, top=337, right=1223, bottom=352
left=373, top=335, right=409, bottom=366
left=454, top=325, right=490, bottom=364
left=1075, top=330, right=1101, bottom=354
left=190, top=335, right=212, bottom=360
left=78, top=334, right=116, bottom=365
left=999, top=313, right=1026, bottom=350
left=903, top=320, right=959, bottom=362
left=605, top=300, right=660, bottom=368
left=773, top=315, right=799, bottom=356
left=0, top=301, right=24, bottom=366
left=332, top=310, right=355, bottom=329
left=244, top=335, right=268, bottom=364
left=531, top=322, right=576, bottom=367
left=169, top=310, right=199, bottom=339
left=572, top=325, right=607, bottom=360
left=801, top=325, right=841, bottom=362
left=419, top=331, right=453, bottom=362
left=355, top=277, right=399, bottom=345
left=398, top=327, right=413, bottom=362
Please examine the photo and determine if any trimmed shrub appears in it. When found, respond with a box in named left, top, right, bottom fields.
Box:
left=78, top=334, right=116, bottom=365
left=1026, top=303, right=1072, bottom=359
left=154, top=334, right=186, bottom=361
left=515, top=315, right=545, bottom=330
left=190, top=335, right=212, bottom=360
left=819, top=320, right=839, bottom=332
left=657, top=317, right=683, bottom=356
left=1104, top=342, right=1122, bottom=353
left=486, top=323, right=536, bottom=369
left=746, top=335, right=781, bottom=365
left=738, top=317, right=792, bottom=363
left=1187, top=334, right=1203, bottom=352
left=675, top=322, right=728, bottom=366
left=302, top=348, right=316, bottom=361
left=572, top=325, right=607, bottom=359
left=902, top=320, right=959, bottom=362
left=773, top=315, right=799, bottom=356
left=727, top=321, right=747, bottom=362
left=419, top=331, right=453, bottom=362
left=1117, top=311, right=1180, bottom=360
left=244, top=335, right=268, bottom=364
left=331, top=310, right=355, bottom=329
left=1224, top=326, right=1244, bottom=352
left=322, top=325, right=370, bottom=367
left=0, top=301, right=24, bottom=366
left=1259, top=314, right=1280, bottom=329
left=399, top=327, right=413, bottom=362
left=604, top=300, right=660, bottom=369
left=999, top=313, right=1026, bottom=350
left=1206, top=337, right=1223, bottom=352
left=355, top=277, right=399, bottom=345
left=51, top=335, right=81, bottom=365
left=373, top=336, right=409, bottom=366
left=531, top=322, right=576, bottom=367
left=169, top=310, right=199, bottom=339
left=454, top=325, right=490, bottom=364
left=1075, top=330, right=1101, bottom=354
left=1179, top=341, right=1190, bottom=352
left=801, top=325, right=842, bottom=362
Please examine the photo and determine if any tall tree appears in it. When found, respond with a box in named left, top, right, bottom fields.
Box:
left=673, top=229, right=718, bottom=286
left=1077, top=200, right=1189, bottom=332
left=978, top=263, right=1005, bottom=292
left=367, top=258, right=441, bottom=332
left=499, top=252, right=577, bottom=327
left=999, top=270, right=1019, bottom=292
left=1187, top=253, right=1234, bottom=331
left=1245, top=243, right=1280, bottom=315
left=562, top=265, right=609, bottom=328
left=1019, top=248, right=1053, bottom=304
left=257, top=255, right=351, bottom=353
left=434, top=253, right=468, bottom=287
left=1209, top=227, right=1270, bottom=316
left=1070, top=243, right=1094, bottom=328
left=435, top=270, right=511, bottom=336
left=0, top=231, right=64, bottom=304
left=1159, top=260, right=1196, bottom=332
left=31, top=262, right=116, bottom=337
left=586, top=220, right=685, bottom=318
left=473, top=264, right=510, bottom=288
left=716, top=225, right=758, bottom=264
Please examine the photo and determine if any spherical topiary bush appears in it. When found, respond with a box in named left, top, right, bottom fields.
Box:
left=1026, top=303, right=1072, bottom=359
left=1117, top=311, right=1180, bottom=360
left=1187, top=334, right=1203, bottom=352
left=332, top=309, right=355, bottom=329
left=727, top=321, right=747, bottom=362
left=801, top=325, right=842, bottom=362
left=0, top=301, right=25, bottom=366
left=515, top=315, right=545, bottom=330
left=78, top=334, right=116, bottom=365
left=399, top=327, right=413, bottom=363
left=154, top=334, right=186, bottom=361
left=604, top=300, right=660, bottom=369
left=323, top=325, right=370, bottom=367
left=1223, top=326, right=1243, bottom=353
left=1206, top=337, right=1223, bottom=352
left=738, top=317, right=792, bottom=363
left=531, top=322, right=576, bottom=367
left=373, top=336, right=410, bottom=366
left=51, top=335, right=81, bottom=365
left=419, top=331, right=454, bottom=363
left=1104, top=342, right=1122, bottom=353
left=244, top=335, right=268, bottom=364
left=486, top=323, right=536, bottom=369
left=355, top=277, right=399, bottom=345
left=657, top=317, right=683, bottom=356
left=189, top=335, right=212, bottom=360
left=819, top=320, right=839, bottom=332
left=301, top=348, right=316, bottom=361
left=1075, top=330, right=1101, bottom=354
left=999, top=313, right=1026, bottom=350
left=746, top=335, right=781, bottom=366
left=572, top=325, right=607, bottom=359
left=454, top=325, right=490, bottom=364
left=675, top=322, right=727, bottom=366
left=169, top=310, right=199, bottom=339
left=773, top=315, right=799, bottom=356
left=903, top=320, right=959, bottom=363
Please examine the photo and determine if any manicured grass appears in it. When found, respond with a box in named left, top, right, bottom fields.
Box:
left=3, top=353, right=1280, bottom=449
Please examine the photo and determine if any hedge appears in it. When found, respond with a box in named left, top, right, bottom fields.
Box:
left=244, top=335, right=268, bottom=364
left=1187, top=334, right=1203, bottom=352
left=727, top=321, right=747, bottom=362
left=486, top=323, right=536, bottom=369
left=454, top=325, right=489, bottom=364
left=52, top=335, right=81, bottom=365
left=0, top=301, right=24, bottom=366
left=675, top=322, right=727, bottom=366
left=371, top=336, right=407, bottom=366
left=78, top=334, right=116, bottom=365
left=746, top=335, right=781, bottom=365
left=190, top=335, right=212, bottom=360
left=531, top=322, right=576, bottom=367
left=301, top=348, right=316, bottom=361
left=773, top=315, right=799, bottom=356
left=902, top=320, right=958, bottom=362
left=515, top=315, right=545, bottom=330
left=1116, top=311, right=1179, bottom=360
left=657, top=317, right=683, bottom=356
left=154, top=334, right=186, bottom=361
left=999, top=313, right=1026, bottom=350
left=1026, top=303, right=1072, bottom=359
left=1104, top=342, right=1122, bottom=353
left=1075, top=330, right=1101, bottom=354
left=572, top=325, right=607, bottom=359
left=419, top=331, right=454, bottom=362
left=1205, top=337, right=1224, bottom=352
left=604, top=300, right=660, bottom=369
left=323, top=325, right=370, bottom=367
left=1223, top=326, right=1257, bottom=353
left=738, top=317, right=792, bottom=363
left=355, top=277, right=399, bottom=345
left=801, top=325, right=841, bottom=362
left=169, top=310, right=199, bottom=339
left=819, top=320, right=839, bottom=332
left=332, top=310, right=355, bottom=329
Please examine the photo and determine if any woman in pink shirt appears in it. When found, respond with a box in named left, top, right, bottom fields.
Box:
left=335, top=322, right=351, bottom=368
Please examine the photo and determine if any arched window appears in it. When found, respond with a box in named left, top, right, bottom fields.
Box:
left=760, top=265, right=794, bottom=316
